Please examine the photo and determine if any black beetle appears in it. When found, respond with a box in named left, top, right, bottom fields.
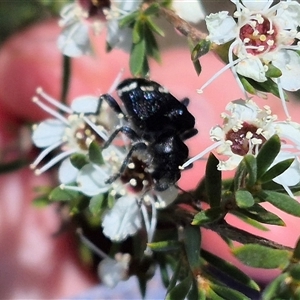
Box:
left=100, top=78, right=197, bottom=191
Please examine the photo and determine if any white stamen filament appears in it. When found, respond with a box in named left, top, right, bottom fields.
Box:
left=32, top=97, right=69, bottom=125
left=30, top=140, right=64, bottom=169
left=83, top=116, right=108, bottom=141
left=36, top=87, right=73, bottom=114
left=181, top=141, right=222, bottom=169
left=274, top=78, right=291, bottom=120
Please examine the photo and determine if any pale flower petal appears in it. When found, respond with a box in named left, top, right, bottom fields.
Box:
left=32, top=119, right=65, bottom=147
left=58, top=158, right=79, bottom=184
left=57, top=22, right=92, bottom=57
left=102, top=196, right=142, bottom=241
left=154, top=186, right=178, bottom=208
left=172, top=0, right=205, bottom=23
left=236, top=57, right=267, bottom=82
left=206, top=12, right=237, bottom=44
left=272, top=50, right=300, bottom=91
left=241, top=0, right=272, bottom=12
left=98, top=253, right=131, bottom=288
left=71, top=96, right=100, bottom=114
left=77, top=164, right=110, bottom=196
left=276, top=1, right=300, bottom=30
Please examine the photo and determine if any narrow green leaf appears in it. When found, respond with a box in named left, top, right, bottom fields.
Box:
left=89, top=193, right=106, bottom=215
left=145, top=16, right=164, bottom=36
left=132, top=19, right=144, bottom=43
left=211, top=283, right=251, bottom=300
left=293, top=237, right=300, bottom=261
left=261, top=273, right=288, bottom=300
left=130, top=38, right=146, bottom=76
left=234, top=159, right=247, bottom=191
left=231, top=210, right=269, bottom=231
left=259, top=158, right=294, bottom=183
left=239, top=76, right=257, bottom=94
left=235, top=190, right=255, bottom=208
left=207, top=287, right=226, bottom=300
left=265, top=63, right=282, bottom=78
left=49, top=186, right=79, bottom=201
left=143, top=3, right=160, bottom=16
left=191, top=40, right=211, bottom=61
left=192, top=207, right=224, bottom=225
left=183, top=225, right=201, bottom=274
left=88, top=141, right=104, bottom=165
left=165, top=274, right=192, bottom=300
left=232, top=244, right=290, bottom=269
left=70, top=153, right=89, bottom=169
left=243, top=155, right=257, bottom=187
left=236, top=204, right=285, bottom=226
left=187, top=277, right=199, bottom=300
left=193, top=59, right=202, bottom=76
left=119, top=11, right=139, bottom=28
left=202, top=249, right=260, bottom=291
left=205, top=153, right=222, bottom=208
left=289, top=264, right=300, bottom=281
left=148, top=240, right=181, bottom=252
left=262, top=190, right=300, bottom=217
left=32, top=196, right=51, bottom=207
left=167, top=259, right=182, bottom=292
left=256, top=134, right=281, bottom=179
left=158, top=259, right=170, bottom=288
left=144, top=24, right=160, bottom=62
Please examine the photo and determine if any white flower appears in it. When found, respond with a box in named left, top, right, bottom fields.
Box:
left=182, top=99, right=300, bottom=196
left=30, top=88, right=114, bottom=183
left=203, top=0, right=300, bottom=117
left=57, top=1, right=107, bottom=57
left=98, top=253, right=131, bottom=288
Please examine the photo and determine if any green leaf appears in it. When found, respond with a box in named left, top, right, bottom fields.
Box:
left=210, top=283, right=251, bottom=300
left=143, top=3, right=160, bottom=16
left=191, top=40, right=211, bottom=61
left=32, top=195, right=51, bottom=207
left=145, top=17, right=164, bottom=36
left=165, top=274, right=192, bottom=300
left=192, top=59, right=202, bottom=76
left=235, top=190, right=255, bottom=208
left=183, top=225, right=201, bottom=274
left=192, top=207, right=224, bottom=225
left=130, top=38, right=146, bottom=76
left=132, top=19, right=144, bottom=43
left=187, top=278, right=199, bottom=300
left=148, top=240, right=181, bottom=252
left=167, top=259, right=182, bottom=292
left=119, top=11, right=139, bottom=28
left=202, top=250, right=260, bottom=291
left=88, top=141, right=104, bottom=165
left=232, top=244, right=290, bottom=269
left=234, top=159, right=247, bottom=191
left=49, top=186, right=79, bottom=201
left=256, top=134, right=281, bottom=180
left=205, top=153, right=222, bottom=208
left=289, top=264, right=300, bottom=281
left=231, top=210, right=269, bottom=231
left=158, top=259, right=170, bottom=288
left=89, top=193, right=106, bottom=215
left=144, top=24, right=160, bottom=62
left=235, top=204, right=285, bottom=226
left=261, top=190, right=300, bottom=217
left=259, top=158, right=294, bottom=183
left=265, top=63, right=282, bottom=78
left=70, top=153, right=89, bottom=169
left=239, top=76, right=257, bottom=94
left=243, top=155, right=257, bottom=187
left=293, top=237, right=300, bottom=261
left=261, top=273, right=288, bottom=300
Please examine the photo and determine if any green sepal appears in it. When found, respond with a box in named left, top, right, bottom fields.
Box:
left=192, top=207, right=224, bottom=225
left=183, top=225, right=201, bottom=275
left=235, top=190, right=255, bottom=208
left=70, top=153, right=89, bottom=169
left=265, top=63, right=282, bottom=78
left=259, top=190, right=300, bottom=217
left=243, top=155, right=257, bottom=187
left=239, top=76, right=257, bottom=94
left=205, top=153, right=222, bottom=208
left=202, top=250, right=260, bottom=291
left=293, top=237, right=300, bottom=261
left=289, top=264, right=300, bottom=281
left=143, top=3, right=160, bottom=17
left=256, top=134, right=281, bottom=180
left=261, top=273, right=289, bottom=300
left=89, top=193, right=107, bottom=215
left=232, top=244, right=290, bottom=269
left=49, top=185, right=79, bottom=201
left=148, top=240, right=181, bottom=252
left=191, top=40, right=211, bottom=61
left=210, top=283, right=251, bottom=300
left=259, top=158, right=294, bottom=183
left=88, top=141, right=104, bottom=165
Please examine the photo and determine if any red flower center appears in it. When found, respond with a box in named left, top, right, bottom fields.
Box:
left=239, top=15, right=277, bottom=55
left=226, top=122, right=266, bottom=156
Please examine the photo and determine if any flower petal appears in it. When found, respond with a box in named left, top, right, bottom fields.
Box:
left=241, top=0, right=272, bottom=12
left=71, top=96, right=100, bottom=114
left=32, top=119, right=65, bottom=147
left=276, top=1, right=300, bottom=31
left=77, top=163, right=109, bottom=196
left=272, top=50, right=300, bottom=91
left=172, top=0, right=205, bottom=23
left=154, top=186, right=178, bottom=208
left=236, top=56, right=267, bottom=82
left=58, top=158, right=79, bottom=184
left=102, top=196, right=142, bottom=241
left=206, top=12, right=237, bottom=44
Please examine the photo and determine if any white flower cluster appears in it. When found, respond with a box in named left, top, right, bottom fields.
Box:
left=57, top=0, right=205, bottom=57
left=203, top=0, right=300, bottom=118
